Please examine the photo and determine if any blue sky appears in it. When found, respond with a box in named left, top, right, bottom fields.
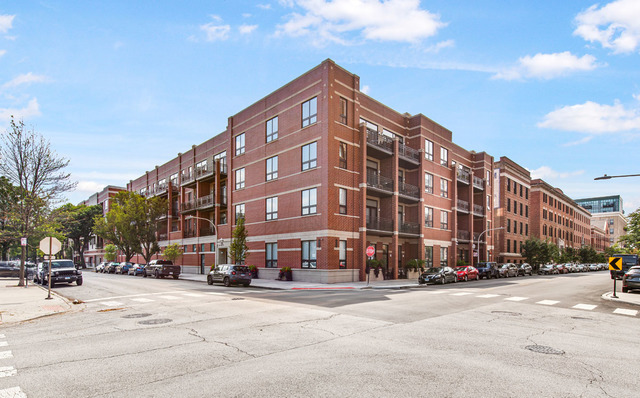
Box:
left=1, top=0, right=639, bottom=214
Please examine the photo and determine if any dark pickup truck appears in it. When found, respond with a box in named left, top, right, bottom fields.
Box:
left=143, top=260, right=181, bottom=279
left=476, top=262, right=499, bottom=279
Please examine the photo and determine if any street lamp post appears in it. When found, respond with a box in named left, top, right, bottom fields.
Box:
left=594, top=173, right=640, bottom=180
left=474, top=226, right=505, bottom=267
left=185, top=216, right=218, bottom=273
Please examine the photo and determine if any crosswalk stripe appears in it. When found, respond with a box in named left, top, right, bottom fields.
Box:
left=536, top=300, right=560, bottom=306
left=158, top=295, right=180, bottom=300
left=427, top=291, right=448, bottom=294
left=130, top=298, right=154, bottom=303
left=572, top=304, right=597, bottom=311
left=451, top=292, right=473, bottom=296
left=0, top=342, right=7, bottom=348
left=0, top=366, right=17, bottom=378
left=613, top=308, right=638, bottom=316
left=205, top=292, right=226, bottom=296
left=99, top=301, right=124, bottom=307
left=0, top=351, right=12, bottom=360
left=0, top=334, right=4, bottom=339
left=505, top=297, right=528, bottom=301
left=476, top=294, right=500, bottom=298
left=0, top=386, right=27, bottom=398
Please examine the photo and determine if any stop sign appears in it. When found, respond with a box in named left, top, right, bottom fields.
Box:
left=366, top=246, right=375, bottom=257
left=40, top=237, right=62, bottom=255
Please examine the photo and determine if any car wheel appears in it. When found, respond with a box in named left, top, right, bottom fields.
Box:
left=143, top=270, right=147, bottom=278
left=77, top=278, right=83, bottom=286
left=172, top=275, right=179, bottom=280
left=207, top=275, right=213, bottom=285
left=223, top=277, right=230, bottom=287
left=243, top=283, right=250, bottom=287
left=155, top=270, right=160, bottom=279
left=622, top=287, right=628, bottom=293
left=464, top=275, right=468, bottom=282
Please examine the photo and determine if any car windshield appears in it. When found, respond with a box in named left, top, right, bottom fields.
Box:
left=49, top=260, right=74, bottom=268
left=424, top=267, right=441, bottom=274
left=456, top=267, right=467, bottom=272
left=501, top=265, right=510, bottom=269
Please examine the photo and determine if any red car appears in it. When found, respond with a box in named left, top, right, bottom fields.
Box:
left=455, top=266, right=479, bottom=282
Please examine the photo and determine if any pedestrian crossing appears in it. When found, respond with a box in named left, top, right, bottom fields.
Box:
left=0, top=334, right=27, bottom=398
left=90, top=289, right=262, bottom=309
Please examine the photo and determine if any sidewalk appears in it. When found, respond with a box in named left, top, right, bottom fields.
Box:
left=601, top=291, right=640, bottom=306
left=0, top=280, right=73, bottom=325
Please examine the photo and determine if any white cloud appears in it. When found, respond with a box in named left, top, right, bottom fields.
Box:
left=360, top=85, right=370, bottom=95
left=75, top=181, right=107, bottom=194
left=239, top=24, right=258, bottom=34
left=424, top=39, right=454, bottom=53
left=529, top=166, right=585, bottom=180
left=493, top=52, right=599, bottom=80
left=200, top=16, right=231, bottom=41
left=258, top=3, right=273, bottom=9
left=275, top=0, right=446, bottom=45
left=0, top=98, right=41, bottom=124
left=0, top=14, right=15, bottom=34
left=0, top=50, right=6, bottom=58
left=538, top=98, right=640, bottom=134
left=574, top=0, right=640, bottom=54
left=2, top=73, right=48, bottom=89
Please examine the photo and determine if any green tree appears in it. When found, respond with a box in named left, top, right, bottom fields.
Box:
left=163, top=243, right=184, bottom=263
left=104, top=243, right=117, bottom=262
left=522, top=238, right=557, bottom=272
left=0, top=176, right=20, bottom=260
left=578, top=245, right=598, bottom=264
left=54, top=203, right=103, bottom=268
left=133, top=195, right=167, bottom=265
left=619, top=207, right=640, bottom=251
left=229, top=216, right=248, bottom=264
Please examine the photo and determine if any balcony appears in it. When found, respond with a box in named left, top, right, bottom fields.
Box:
left=183, top=229, right=197, bottom=238
left=473, top=232, right=481, bottom=242
left=366, top=129, right=394, bottom=157
left=473, top=204, right=484, bottom=217
left=196, top=161, right=215, bottom=181
left=366, top=216, right=393, bottom=234
left=398, top=181, right=420, bottom=201
left=398, top=142, right=420, bottom=168
left=473, top=176, right=484, bottom=190
left=181, top=199, right=197, bottom=213
left=457, top=168, right=470, bottom=184
left=196, top=194, right=215, bottom=210
left=456, top=199, right=469, bottom=213
left=457, top=230, right=470, bottom=241
left=367, top=171, right=394, bottom=196
left=199, top=227, right=216, bottom=237
left=158, top=233, right=168, bottom=241
left=399, top=221, right=420, bottom=236
left=181, top=171, right=195, bottom=187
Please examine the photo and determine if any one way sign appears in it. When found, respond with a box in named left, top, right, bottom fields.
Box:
left=609, top=257, right=622, bottom=271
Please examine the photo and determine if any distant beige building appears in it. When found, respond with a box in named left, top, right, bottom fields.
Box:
left=575, top=196, right=627, bottom=248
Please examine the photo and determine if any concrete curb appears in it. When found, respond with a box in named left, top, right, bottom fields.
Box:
left=601, top=291, right=640, bottom=307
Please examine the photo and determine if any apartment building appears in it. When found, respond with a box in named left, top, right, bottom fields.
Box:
left=80, top=185, right=125, bottom=266
left=123, top=59, right=494, bottom=282
left=575, top=195, right=627, bottom=247
left=492, top=157, right=530, bottom=264
left=530, top=179, right=591, bottom=250
left=590, top=222, right=610, bottom=253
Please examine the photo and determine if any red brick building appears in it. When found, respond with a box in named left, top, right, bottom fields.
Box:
left=123, top=59, right=495, bottom=282
left=81, top=185, right=125, bottom=266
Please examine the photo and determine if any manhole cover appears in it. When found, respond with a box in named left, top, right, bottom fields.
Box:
left=525, top=345, right=565, bottom=355
left=491, top=311, right=521, bottom=316
left=231, top=297, right=244, bottom=301
left=138, top=318, right=172, bottom=325
left=122, top=313, right=152, bottom=319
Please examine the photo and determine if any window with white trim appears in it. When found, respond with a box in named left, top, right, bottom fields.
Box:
left=302, top=97, right=317, bottom=127
left=440, top=178, right=448, bottom=198
left=302, top=240, right=317, bottom=268
left=425, top=206, right=433, bottom=228
left=440, top=147, right=448, bottom=167
left=302, top=142, right=317, bottom=170
left=266, top=197, right=278, bottom=221
left=266, top=243, right=277, bottom=268
left=440, top=211, right=449, bottom=230
left=425, top=172, right=433, bottom=194
left=235, top=168, right=245, bottom=190
left=302, top=188, right=317, bottom=215
left=425, top=139, right=434, bottom=161
left=339, top=188, right=347, bottom=214
left=266, top=156, right=278, bottom=181
left=235, top=203, right=245, bottom=223
left=266, top=116, right=278, bottom=142
left=235, top=133, right=245, bottom=156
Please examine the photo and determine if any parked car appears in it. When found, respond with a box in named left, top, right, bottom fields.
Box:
left=128, top=263, right=146, bottom=276
left=208, top=264, right=252, bottom=287
left=115, top=262, right=135, bottom=274
left=95, top=262, right=108, bottom=273
left=518, top=263, right=533, bottom=276
left=567, top=264, right=579, bottom=273
left=554, top=264, right=569, bottom=274
left=622, top=266, right=640, bottom=293
left=104, top=262, right=120, bottom=274
left=455, top=266, right=478, bottom=282
left=538, top=264, right=558, bottom=275
left=498, top=263, right=518, bottom=278
left=0, top=261, right=20, bottom=277
left=588, top=264, right=599, bottom=272
left=37, top=259, right=82, bottom=287
left=144, top=260, right=180, bottom=279
left=476, top=262, right=499, bottom=279
left=418, top=267, right=457, bottom=285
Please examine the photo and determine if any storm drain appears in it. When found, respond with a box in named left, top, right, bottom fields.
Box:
left=122, top=313, right=152, bottom=319
left=491, top=311, right=521, bottom=316
left=525, top=345, right=565, bottom=355
left=138, top=318, right=172, bottom=325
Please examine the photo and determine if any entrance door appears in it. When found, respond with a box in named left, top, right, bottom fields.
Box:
left=200, top=254, right=206, bottom=274
left=219, top=248, right=228, bottom=265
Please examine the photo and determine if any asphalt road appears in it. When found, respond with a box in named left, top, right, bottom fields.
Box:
left=2, top=271, right=638, bottom=397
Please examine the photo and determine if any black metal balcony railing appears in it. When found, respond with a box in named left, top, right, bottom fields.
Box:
left=367, top=171, right=394, bottom=192
left=366, top=129, right=394, bottom=152
left=398, top=181, right=420, bottom=199
left=458, top=230, right=470, bottom=241
left=366, top=217, right=393, bottom=232
left=181, top=199, right=197, bottom=213
left=399, top=221, right=420, bottom=235
left=457, top=199, right=469, bottom=213
left=473, top=176, right=484, bottom=190
left=183, top=229, right=196, bottom=238
left=199, top=227, right=216, bottom=237
left=196, top=161, right=214, bottom=180
left=473, top=204, right=484, bottom=217
left=457, top=168, right=470, bottom=184
left=158, top=233, right=168, bottom=241
left=473, top=232, right=481, bottom=241
left=181, top=171, right=195, bottom=186
left=196, top=194, right=215, bottom=210
left=398, top=142, right=420, bottom=163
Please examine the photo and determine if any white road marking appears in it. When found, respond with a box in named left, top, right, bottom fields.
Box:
left=504, top=297, right=528, bottom=302
left=427, top=290, right=448, bottom=294
left=613, top=308, right=638, bottom=316
left=536, top=300, right=560, bottom=306
left=451, top=292, right=473, bottom=296
left=99, top=301, right=124, bottom=307
left=158, top=295, right=180, bottom=300
left=181, top=293, right=205, bottom=298
left=0, top=342, right=7, bottom=348
left=0, top=386, right=27, bottom=398
left=572, top=304, right=597, bottom=311
left=0, top=335, right=4, bottom=339
left=0, top=351, right=12, bottom=360
left=476, top=294, right=500, bottom=298
left=205, top=292, right=227, bottom=296
left=0, top=366, right=17, bottom=378
left=130, top=298, right=154, bottom=303
left=83, top=291, right=185, bottom=303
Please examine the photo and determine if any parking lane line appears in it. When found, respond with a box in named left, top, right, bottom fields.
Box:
left=0, top=386, right=27, bottom=398
left=158, top=295, right=180, bottom=300
left=572, top=304, right=597, bottom=311
left=451, top=292, right=473, bottom=296
left=504, top=297, right=528, bottom=302
left=0, top=342, right=8, bottom=348
left=0, top=366, right=17, bottom=378
left=99, top=301, right=124, bottom=307
left=613, top=308, right=638, bottom=316
left=181, top=293, right=205, bottom=297
left=476, top=294, right=500, bottom=298
left=83, top=290, right=186, bottom=303
left=536, top=300, right=560, bottom=306
left=130, top=298, right=155, bottom=303
left=0, top=351, right=12, bottom=360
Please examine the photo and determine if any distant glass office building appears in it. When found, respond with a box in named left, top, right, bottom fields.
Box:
left=575, top=195, right=623, bottom=214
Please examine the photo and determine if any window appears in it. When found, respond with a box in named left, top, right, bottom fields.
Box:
left=220, top=211, right=227, bottom=225
left=520, top=222, right=523, bottom=235
left=302, top=142, right=317, bottom=170
left=266, top=156, right=278, bottom=181
left=543, top=209, right=547, bottom=219
left=235, top=203, right=245, bottom=223
left=302, top=97, right=318, bottom=127
left=487, top=170, right=491, bottom=185
left=440, top=147, right=448, bottom=167
left=525, top=224, right=528, bottom=236
left=170, top=173, right=178, bottom=186
left=440, top=211, right=449, bottom=230
left=440, top=247, right=448, bottom=267
left=440, top=178, right=448, bottom=198
left=520, top=203, right=523, bottom=216
left=507, top=179, right=511, bottom=192
left=425, top=206, right=433, bottom=228
left=487, top=194, right=491, bottom=210
left=339, top=188, right=347, bottom=214
left=525, top=188, right=529, bottom=199
left=507, top=219, right=511, bottom=233
left=266, top=197, right=278, bottom=221
left=339, top=142, right=347, bottom=169
left=302, top=240, right=317, bottom=268
left=184, top=245, right=188, bottom=253
left=339, top=97, right=347, bottom=124
left=525, top=205, right=529, bottom=217
left=235, top=168, right=245, bottom=190
left=425, top=139, right=434, bottom=161
left=266, top=116, right=278, bottom=142
left=519, top=184, right=523, bottom=197
left=302, top=188, right=317, bottom=215
left=425, top=172, right=434, bottom=194
left=339, top=240, right=347, bottom=268
left=235, top=133, right=245, bottom=156
left=214, top=151, right=227, bottom=173
left=507, top=239, right=511, bottom=252
left=266, top=243, right=277, bottom=268
left=425, top=246, right=433, bottom=267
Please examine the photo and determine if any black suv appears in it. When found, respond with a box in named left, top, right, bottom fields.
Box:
left=37, top=260, right=82, bottom=287
left=476, top=262, right=499, bottom=279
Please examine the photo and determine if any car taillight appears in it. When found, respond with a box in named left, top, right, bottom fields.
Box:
left=231, top=271, right=236, bottom=275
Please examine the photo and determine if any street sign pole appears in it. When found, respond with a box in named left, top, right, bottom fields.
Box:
left=609, top=257, right=622, bottom=299
left=47, top=237, right=53, bottom=300
left=39, top=236, right=62, bottom=300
